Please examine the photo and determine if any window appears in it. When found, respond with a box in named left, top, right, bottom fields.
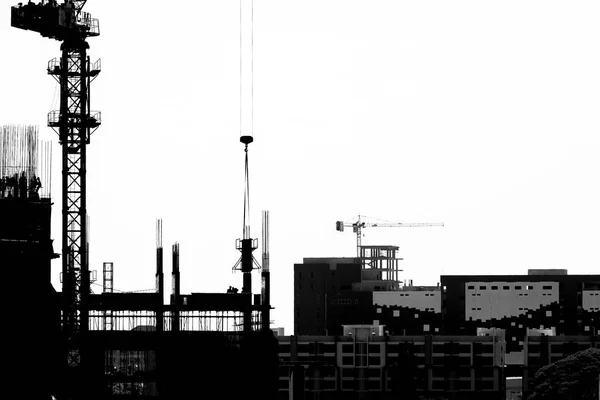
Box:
left=393, top=310, right=400, bottom=317
left=503, top=286, right=510, bottom=290
left=369, top=344, right=381, bottom=354
left=526, top=285, right=533, bottom=290
left=342, top=368, right=354, bottom=378
left=515, top=286, right=522, bottom=290
left=368, top=379, right=381, bottom=391
left=342, top=356, right=353, bottom=366
left=342, top=344, right=353, bottom=353
left=480, top=286, right=487, bottom=290
left=424, top=324, right=430, bottom=332
left=377, top=308, right=382, bottom=314
left=543, top=285, right=552, bottom=290
left=368, top=356, right=380, bottom=366
left=467, top=285, right=475, bottom=290
left=491, top=286, right=498, bottom=290
left=323, top=380, right=336, bottom=391
left=280, top=344, right=291, bottom=353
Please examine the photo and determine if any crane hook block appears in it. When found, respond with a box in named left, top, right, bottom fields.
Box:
left=240, top=135, right=254, bottom=145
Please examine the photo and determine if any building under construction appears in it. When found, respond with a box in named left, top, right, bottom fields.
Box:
left=1, top=124, right=279, bottom=400
left=2, top=124, right=60, bottom=399
left=6, top=2, right=279, bottom=399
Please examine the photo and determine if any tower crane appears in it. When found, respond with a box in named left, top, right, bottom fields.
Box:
left=11, top=1, right=100, bottom=399
left=336, top=215, right=444, bottom=257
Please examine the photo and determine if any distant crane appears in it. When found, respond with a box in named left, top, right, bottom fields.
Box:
left=336, top=215, right=444, bottom=257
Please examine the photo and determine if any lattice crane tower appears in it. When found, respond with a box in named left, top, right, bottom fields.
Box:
left=10, top=1, right=100, bottom=394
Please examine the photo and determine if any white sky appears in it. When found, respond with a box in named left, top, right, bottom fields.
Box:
left=1, top=1, right=599, bottom=335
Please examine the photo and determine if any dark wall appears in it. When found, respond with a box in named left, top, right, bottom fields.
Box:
left=2, top=198, right=61, bottom=399
left=325, top=291, right=374, bottom=335
left=294, top=261, right=363, bottom=335
left=88, top=330, right=279, bottom=400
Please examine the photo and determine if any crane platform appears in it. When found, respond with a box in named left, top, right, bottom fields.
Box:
left=11, top=2, right=99, bottom=41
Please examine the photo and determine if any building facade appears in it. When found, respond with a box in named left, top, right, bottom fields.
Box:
left=294, top=257, right=373, bottom=335
left=277, top=325, right=506, bottom=400
left=523, top=335, right=600, bottom=398
left=440, top=272, right=600, bottom=370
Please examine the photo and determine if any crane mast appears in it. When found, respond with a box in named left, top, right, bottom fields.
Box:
left=11, top=2, right=100, bottom=398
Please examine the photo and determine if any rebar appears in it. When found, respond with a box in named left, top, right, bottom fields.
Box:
left=0, top=124, right=52, bottom=199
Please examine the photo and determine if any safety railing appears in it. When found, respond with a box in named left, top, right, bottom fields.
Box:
left=47, top=58, right=61, bottom=74
left=48, top=111, right=102, bottom=127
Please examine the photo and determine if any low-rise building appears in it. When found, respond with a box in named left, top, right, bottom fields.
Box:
left=277, top=325, right=506, bottom=400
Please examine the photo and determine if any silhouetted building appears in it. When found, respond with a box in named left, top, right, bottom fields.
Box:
left=295, top=257, right=372, bottom=335
left=440, top=271, right=600, bottom=372
left=74, top=236, right=280, bottom=399
left=2, top=195, right=61, bottom=399
left=295, top=246, right=447, bottom=338
left=278, top=324, right=506, bottom=400
left=295, top=246, right=600, bottom=391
